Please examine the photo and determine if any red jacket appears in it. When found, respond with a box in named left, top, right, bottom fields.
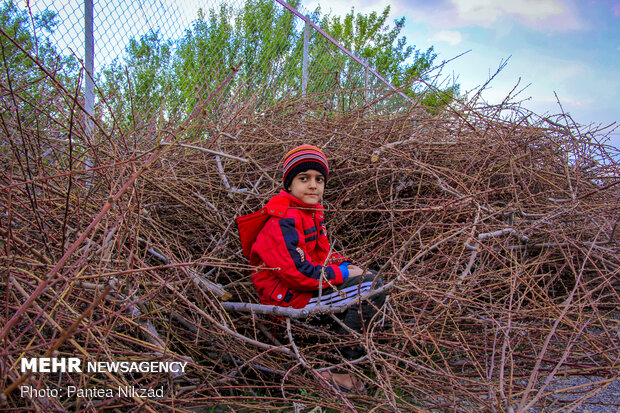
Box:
left=236, top=191, right=349, bottom=308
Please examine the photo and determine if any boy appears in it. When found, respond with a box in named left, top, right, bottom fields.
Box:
left=236, top=144, right=385, bottom=392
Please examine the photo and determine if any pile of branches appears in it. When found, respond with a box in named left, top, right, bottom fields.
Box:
left=1, top=64, right=620, bottom=412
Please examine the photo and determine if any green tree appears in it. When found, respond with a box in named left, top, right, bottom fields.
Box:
left=99, top=30, right=174, bottom=129
left=171, top=0, right=302, bottom=118
left=100, top=1, right=458, bottom=126
left=173, top=3, right=240, bottom=117
left=0, top=0, right=77, bottom=96
left=0, top=0, right=78, bottom=122
left=313, top=5, right=458, bottom=110
left=321, top=7, right=430, bottom=84
left=1, top=0, right=56, bottom=79
left=237, top=0, right=299, bottom=105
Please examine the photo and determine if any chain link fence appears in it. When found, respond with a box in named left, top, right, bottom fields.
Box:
left=18, top=0, right=413, bottom=131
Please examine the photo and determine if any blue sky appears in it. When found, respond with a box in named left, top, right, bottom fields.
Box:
left=303, top=0, right=620, bottom=151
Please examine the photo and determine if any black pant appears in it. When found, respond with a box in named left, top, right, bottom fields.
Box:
left=309, top=271, right=386, bottom=359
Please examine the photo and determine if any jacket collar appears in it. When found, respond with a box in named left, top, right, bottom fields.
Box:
left=273, top=190, right=324, bottom=211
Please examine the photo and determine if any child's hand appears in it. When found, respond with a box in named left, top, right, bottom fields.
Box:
left=347, top=265, right=366, bottom=277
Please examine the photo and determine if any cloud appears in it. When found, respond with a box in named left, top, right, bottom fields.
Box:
left=452, top=0, right=564, bottom=24
left=429, top=30, right=463, bottom=46
left=396, top=0, right=582, bottom=32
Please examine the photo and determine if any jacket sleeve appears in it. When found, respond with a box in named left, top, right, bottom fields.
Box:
left=324, top=252, right=351, bottom=278
left=326, top=252, right=348, bottom=265
left=252, top=214, right=346, bottom=291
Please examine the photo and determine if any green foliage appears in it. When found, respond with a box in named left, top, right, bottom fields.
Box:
left=1, top=0, right=49, bottom=75
left=99, top=30, right=174, bottom=128
left=314, top=5, right=454, bottom=110
left=320, top=6, right=427, bottom=79
left=419, top=84, right=461, bottom=113
left=237, top=0, right=300, bottom=103
left=3, top=0, right=459, bottom=132
left=171, top=0, right=302, bottom=115
left=1, top=0, right=77, bottom=80
left=97, top=1, right=458, bottom=127
left=0, top=0, right=77, bottom=125
left=126, top=31, right=173, bottom=112
left=174, top=3, right=240, bottom=114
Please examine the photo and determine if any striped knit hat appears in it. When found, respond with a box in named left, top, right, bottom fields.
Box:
left=282, top=144, right=329, bottom=189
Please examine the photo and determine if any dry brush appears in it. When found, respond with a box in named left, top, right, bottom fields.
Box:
left=1, top=46, right=619, bottom=412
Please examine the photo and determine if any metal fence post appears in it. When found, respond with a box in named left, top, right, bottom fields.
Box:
left=84, top=0, right=94, bottom=135
left=364, top=66, right=368, bottom=103
left=302, top=15, right=310, bottom=97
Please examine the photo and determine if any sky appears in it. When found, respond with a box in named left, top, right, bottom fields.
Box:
left=302, top=0, right=620, bottom=151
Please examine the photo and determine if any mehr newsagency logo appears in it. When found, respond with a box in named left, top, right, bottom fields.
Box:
left=18, top=357, right=187, bottom=399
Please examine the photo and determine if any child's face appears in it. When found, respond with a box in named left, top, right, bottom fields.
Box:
left=287, top=169, right=325, bottom=205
